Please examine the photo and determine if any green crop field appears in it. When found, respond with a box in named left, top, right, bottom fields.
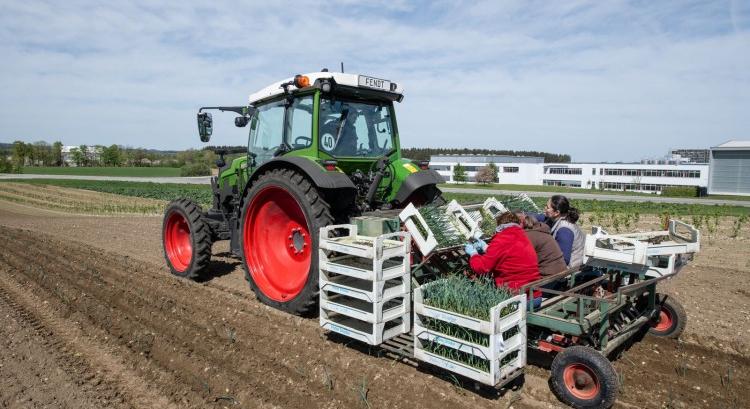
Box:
left=1, top=179, right=212, bottom=208
left=2, top=178, right=749, bottom=217
left=440, top=183, right=750, bottom=202
left=21, top=166, right=182, bottom=177
left=443, top=192, right=750, bottom=217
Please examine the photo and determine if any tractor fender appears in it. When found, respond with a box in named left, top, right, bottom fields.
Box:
left=246, top=156, right=356, bottom=193
left=393, top=170, right=445, bottom=203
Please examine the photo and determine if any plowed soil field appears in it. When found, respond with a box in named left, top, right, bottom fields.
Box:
left=1, top=200, right=749, bottom=409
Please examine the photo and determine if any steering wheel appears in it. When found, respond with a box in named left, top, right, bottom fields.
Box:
left=293, top=136, right=312, bottom=147
left=355, top=146, right=372, bottom=156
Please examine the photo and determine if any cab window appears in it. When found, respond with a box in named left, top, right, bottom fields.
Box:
left=287, top=96, right=313, bottom=149
left=319, top=98, right=394, bottom=157
left=249, top=101, right=285, bottom=166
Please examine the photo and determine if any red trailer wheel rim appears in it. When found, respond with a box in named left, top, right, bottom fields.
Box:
left=244, top=186, right=311, bottom=302
left=563, top=363, right=600, bottom=400
left=164, top=211, right=192, bottom=272
left=653, top=307, right=674, bottom=332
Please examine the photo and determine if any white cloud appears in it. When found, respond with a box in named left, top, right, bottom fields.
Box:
left=0, top=0, right=748, bottom=161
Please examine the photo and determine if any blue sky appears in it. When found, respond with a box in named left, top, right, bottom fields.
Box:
left=1, top=0, right=748, bottom=161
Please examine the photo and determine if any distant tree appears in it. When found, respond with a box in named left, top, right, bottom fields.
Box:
left=78, top=145, right=89, bottom=166
left=12, top=141, right=28, bottom=167
left=0, top=155, right=13, bottom=173
left=488, top=162, right=499, bottom=183
left=401, top=147, right=571, bottom=163
left=33, top=141, right=52, bottom=166
left=70, top=147, right=85, bottom=167
left=453, top=163, right=467, bottom=183
left=132, top=148, right=148, bottom=166
left=101, top=144, right=123, bottom=166
left=52, top=141, right=63, bottom=166
left=475, top=163, right=499, bottom=184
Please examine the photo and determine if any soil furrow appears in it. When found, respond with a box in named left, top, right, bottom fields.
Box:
left=0, top=234, right=332, bottom=409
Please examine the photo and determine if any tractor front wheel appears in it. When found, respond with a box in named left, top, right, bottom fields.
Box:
left=162, top=199, right=213, bottom=279
left=240, top=168, right=333, bottom=315
left=550, top=346, right=618, bottom=409
left=649, top=295, right=687, bottom=339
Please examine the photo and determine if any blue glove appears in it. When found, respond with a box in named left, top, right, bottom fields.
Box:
left=464, top=243, right=478, bottom=257
left=474, top=239, right=488, bottom=253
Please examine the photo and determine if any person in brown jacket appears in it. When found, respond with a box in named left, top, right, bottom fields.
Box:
left=515, top=211, right=568, bottom=276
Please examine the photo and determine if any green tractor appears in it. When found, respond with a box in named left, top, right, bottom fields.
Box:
left=162, top=71, right=444, bottom=315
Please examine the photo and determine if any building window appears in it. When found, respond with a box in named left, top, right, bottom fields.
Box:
left=592, top=168, right=596, bottom=175
left=543, top=179, right=581, bottom=187
left=429, top=165, right=451, bottom=171
left=503, top=167, right=519, bottom=173
left=547, top=167, right=582, bottom=175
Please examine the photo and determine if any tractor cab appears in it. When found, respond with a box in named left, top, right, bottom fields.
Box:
left=199, top=71, right=443, bottom=213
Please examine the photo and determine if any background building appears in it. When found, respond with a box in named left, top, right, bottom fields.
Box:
left=61, top=145, right=102, bottom=166
left=430, top=155, right=709, bottom=194
left=708, top=141, right=750, bottom=196
left=669, top=149, right=710, bottom=164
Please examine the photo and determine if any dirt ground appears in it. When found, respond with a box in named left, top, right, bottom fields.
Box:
left=0, top=200, right=749, bottom=409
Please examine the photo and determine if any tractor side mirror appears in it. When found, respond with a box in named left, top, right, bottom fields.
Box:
left=197, top=112, right=213, bottom=142
left=234, top=116, right=249, bottom=127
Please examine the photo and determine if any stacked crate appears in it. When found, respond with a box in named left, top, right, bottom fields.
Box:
left=413, top=285, right=527, bottom=387
left=318, top=224, right=411, bottom=345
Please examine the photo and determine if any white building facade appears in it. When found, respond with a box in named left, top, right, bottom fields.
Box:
left=430, top=155, right=709, bottom=194
left=708, top=140, right=750, bottom=196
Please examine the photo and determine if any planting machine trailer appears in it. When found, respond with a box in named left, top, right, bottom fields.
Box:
left=162, top=72, right=701, bottom=409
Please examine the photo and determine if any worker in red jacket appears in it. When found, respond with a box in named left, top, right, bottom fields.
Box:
left=465, top=212, right=542, bottom=306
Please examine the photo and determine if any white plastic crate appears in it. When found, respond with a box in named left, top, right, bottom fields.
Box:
left=445, top=200, right=480, bottom=239
left=465, top=197, right=508, bottom=238
left=412, top=284, right=527, bottom=387
left=399, top=202, right=475, bottom=255
left=320, top=291, right=409, bottom=323
left=320, top=269, right=409, bottom=303
left=414, top=345, right=525, bottom=387
left=319, top=224, right=410, bottom=281
left=584, top=220, right=700, bottom=277
left=399, top=203, right=442, bottom=255
left=320, top=309, right=410, bottom=345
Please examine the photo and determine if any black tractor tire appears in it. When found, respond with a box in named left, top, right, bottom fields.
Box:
left=240, top=168, right=333, bottom=316
left=550, top=346, right=618, bottom=409
left=162, top=199, right=213, bottom=279
left=648, top=295, right=687, bottom=339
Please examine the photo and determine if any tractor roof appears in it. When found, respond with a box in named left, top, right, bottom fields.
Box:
left=248, top=72, right=404, bottom=105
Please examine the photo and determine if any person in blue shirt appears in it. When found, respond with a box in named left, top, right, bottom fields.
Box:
left=534, top=195, right=585, bottom=269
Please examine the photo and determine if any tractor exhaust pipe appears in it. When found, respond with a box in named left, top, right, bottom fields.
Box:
left=365, top=149, right=396, bottom=209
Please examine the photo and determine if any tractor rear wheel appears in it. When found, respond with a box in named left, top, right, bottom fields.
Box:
left=649, top=295, right=687, bottom=339
left=162, top=199, right=213, bottom=279
left=550, top=346, right=618, bottom=409
left=240, top=168, right=333, bottom=315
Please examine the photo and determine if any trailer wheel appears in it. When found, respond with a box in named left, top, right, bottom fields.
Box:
left=162, top=199, right=213, bottom=279
left=240, top=168, right=333, bottom=316
left=649, top=295, right=687, bottom=339
left=550, top=346, right=618, bottom=409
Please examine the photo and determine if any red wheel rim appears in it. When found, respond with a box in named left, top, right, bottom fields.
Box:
left=164, top=211, right=192, bottom=272
left=244, top=186, right=311, bottom=302
left=652, top=307, right=674, bottom=332
left=562, top=363, right=600, bottom=400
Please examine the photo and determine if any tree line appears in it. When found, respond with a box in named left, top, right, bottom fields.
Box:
left=0, top=140, right=216, bottom=176
left=401, top=147, right=571, bottom=163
